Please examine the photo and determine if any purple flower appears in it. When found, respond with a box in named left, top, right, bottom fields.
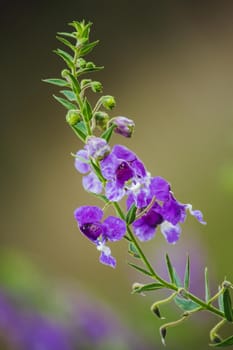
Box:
left=86, top=136, right=110, bottom=160
left=109, top=116, right=135, bottom=138
left=128, top=176, right=206, bottom=244
left=74, top=206, right=126, bottom=267
left=100, top=145, right=147, bottom=202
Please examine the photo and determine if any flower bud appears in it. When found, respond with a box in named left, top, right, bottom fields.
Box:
left=61, top=69, right=70, bottom=78
left=66, top=110, right=81, bottom=126
left=86, top=61, right=96, bottom=69
left=77, top=58, right=86, bottom=68
left=94, top=111, right=110, bottom=131
left=86, top=136, right=110, bottom=161
left=109, top=116, right=135, bottom=138
left=91, top=81, right=103, bottom=93
left=102, top=95, right=116, bottom=110
left=81, top=79, right=91, bottom=88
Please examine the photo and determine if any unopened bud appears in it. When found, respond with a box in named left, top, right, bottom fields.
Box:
left=77, top=58, right=86, bottom=68
left=86, top=61, right=96, bottom=69
left=91, top=81, right=103, bottom=93
left=66, top=110, right=81, bottom=126
left=61, top=69, right=70, bottom=78
left=95, top=111, right=110, bottom=131
left=109, top=116, right=135, bottom=138
left=102, top=95, right=116, bottom=110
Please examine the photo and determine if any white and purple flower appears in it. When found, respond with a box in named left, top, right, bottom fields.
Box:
left=127, top=176, right=206, bottom=244
left=74, top=205, right=126, bottom=268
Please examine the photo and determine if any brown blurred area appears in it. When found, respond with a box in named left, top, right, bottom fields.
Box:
left=1, top=1, right=233, bottom=348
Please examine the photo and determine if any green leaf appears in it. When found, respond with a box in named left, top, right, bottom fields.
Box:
left=56, top=36, right=76, bottom=51
left=173, top=268, right=182, bottom=288
left=128, top=262, right=153, bottom=277
left=132, top=282, right=164, bottom=294
left=184, top=255, right=190, bottom=290
left=101, top=124, right=116, bottom=142
left=66, top=72, right=81, bottom=94
left=174, top=295, right=199, bottom=311
left=80, top=40, right=99, bottom=56
left=205, top=267, right=211, bottom=302
left=89, top=158, right=105, bottom=182
left=60, top=90, right=76, bottom=101
left=78, top=66, right=104, bottom=76
left=53, top=95, right=77, bottom=110
left=57, top=31, right=76, bottom=39
left=72, top=121, right=87, bottom=142
left=218, top=286, right=224, bottom=312
left=42, top=78, right=69, bottom=87
left=82, top=98, right=92, bottom=121
left=223, top=288, right=233, bottom=322
left=128, top=242, right=140, bottom=259
left=210, top=335, right=233, bottom=347
left=126, top=204, right=137, bottom=225
left=54, top=49, right=74, bottom=70
left=165, top=254, right=175, bottom=284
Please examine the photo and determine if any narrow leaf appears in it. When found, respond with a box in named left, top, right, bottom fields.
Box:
left=82, top=98, right=92, bottom=121
left=54, top=49, right=74, bottom=70
left=101, top=124, right=116, bottom=142
left=80, top=40, right=99, bottom=56
left=56, top=36, right=76, bottom=51
left=184, top=255, right=190, bottom=290
left=128, top=242, right=140, bottom=259
left=205, top=267, right=211, bottom=302
left=223, top=288, right=233, bottom=322
left=174, top=295, right=199, bottom=311
left=128, top=262, right=153, bottom=277
left=165, top=254, right=175, bottom=284
left=72, top=121, right=87, bottom=142
left=210, top=335, right=233, bottom=347
left=60, top=90, right=76, bottom=101
left=42, top=78, right=69, bottom=87
left=57, top=32, right=76, bottom=39
left=218, top=286, right=224, bottom=312
left=78, top=66, right=104, bottom=76
left=126, top=204, right=137, bottom=225
left=173, top=268, right=182, bottom=288
left=53, top=95, right=77, bottom=110
left=132, top=282, right=164, bottom=294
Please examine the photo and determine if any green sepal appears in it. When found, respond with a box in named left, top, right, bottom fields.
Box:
left=53, top=95, right=77, bottom=110
left=54, top=49, right=75, bottom=70
left=82, top=98, right=92, bottom=121
left=132, top=282, right=164, bottom=294
left=101, top=124, right=116, bottom=142
left=60, top=90, right=76, bottom=101
left=223, top=288, right=233, bottom=322
left=56, top=35, right=76, bottom=52
left=184, top=255, right=190, bottom=290
left=210, top=335, right=233, bottom=347
left=128, top=242, right=140, bottom=259
left=126, top=204, right=137, bottom=225
left=165, top=254, right=175, bottom=284
left=174, top=295, right=199, bottom=311
left=72, top=121, right=87, bottom=142
left=128, top=262, right=153, bottom=277
left=42, top=78, right=69, bottom=87
left=79, top=40, right=99, bottom=56
left=218, top=286, right=224, bottom=312
left=205, top=267, right=211, bottom=302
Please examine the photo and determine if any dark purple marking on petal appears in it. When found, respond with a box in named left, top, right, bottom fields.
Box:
left=80, top=222, right=103, bottom=241
left=116, top=161, right=134, bottom=184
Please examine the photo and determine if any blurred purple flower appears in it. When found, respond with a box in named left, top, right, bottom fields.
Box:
left=74, top=205, right=126, bottom=267
left=109, top=116, right=135, bottom=138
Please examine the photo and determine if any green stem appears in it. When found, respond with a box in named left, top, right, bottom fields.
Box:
left=112, top=202, right=225, bottom=319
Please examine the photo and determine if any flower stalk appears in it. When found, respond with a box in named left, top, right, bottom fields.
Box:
left=44, top=20, right=233, bottom=347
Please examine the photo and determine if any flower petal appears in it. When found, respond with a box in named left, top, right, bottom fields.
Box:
left=74, top=206, right=103, bottom=225
left=186, top=204, right=206, bottom=225
left=100, top=153, right=119, bottom=180
left=105, top=180, right=125, bottom=202
left=99, top=252, right=116, bottom=268
left=74, top=150, right=90, bottom=174
left=86, top=136, right=110, bottom=160
left=103, top=216, right=126, bottom=242
left=82, top=172, right=103, bottom=194
left=162, top=196, right=186, bottom=225
left=150, top=177, right=171, bottom=201
left=160, top=221, right=181, bottom=244
left=112, top=145, right=136, bottom=162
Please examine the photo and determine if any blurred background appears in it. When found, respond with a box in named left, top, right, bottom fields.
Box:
left=1, top=0, right=233, bottom=348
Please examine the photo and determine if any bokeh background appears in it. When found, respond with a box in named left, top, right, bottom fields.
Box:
left=1, top=1, right=233, bottom=349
